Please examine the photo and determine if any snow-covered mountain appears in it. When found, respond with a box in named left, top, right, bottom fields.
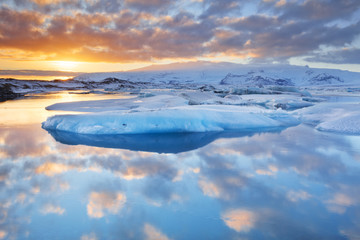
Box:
left=74, top=61, right=360, bottom=87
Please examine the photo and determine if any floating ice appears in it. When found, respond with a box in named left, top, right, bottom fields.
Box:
left=42, top=105, right=299, bottom=135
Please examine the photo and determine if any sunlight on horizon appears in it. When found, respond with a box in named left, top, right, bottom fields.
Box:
left=51, top=61, right=79, bottom=72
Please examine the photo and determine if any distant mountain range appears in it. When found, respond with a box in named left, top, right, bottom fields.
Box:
left=1, top=61, right=360, bottom=102
left=75, top=61, right=360, bottom=86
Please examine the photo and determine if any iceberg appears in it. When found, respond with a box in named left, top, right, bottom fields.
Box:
left=42, top=105, right=299, bottom=135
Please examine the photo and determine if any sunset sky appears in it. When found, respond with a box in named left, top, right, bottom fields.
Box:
left=0, top=0, right=360, bottom=73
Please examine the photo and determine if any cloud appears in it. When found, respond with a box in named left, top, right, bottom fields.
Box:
left=120, top=158, right=179, bottom=180
left=277, top=0, right=360, bottom=22
left=81, top=232, right=98, bottom=240
left=221, top=209, right=256, bottom=232
left=200, top=0, right=241, bottom=19
left=85, top=0, right=123, bottom=13
left=0, top=69, right=83, bottom=76
left=0, top=127, right=53, bottom=158
left=225, top=15, right=279, bottom=33
left=125, top=0, right=172, bottom=12
left=198, top=179, right=221, bottom=198
left=40, top=203, right=65, bottom=215
left=0, top=231, right=7, bottom=239
left=87, top=191, right=126, bottom=218
left=255, top=165, right=278, bottom=176
left=0, top=1, right=359, bottom=65
left=35, top=162, right=75, bottom=176
left=326, top=193, right=356, bottom=214
left=305, top=48, right=360, bottom=64
left=195, top=150, right=252, bottom=200
left=143, top=223, right=171, bottom=240
left=286, top=190, right=312, bottom=202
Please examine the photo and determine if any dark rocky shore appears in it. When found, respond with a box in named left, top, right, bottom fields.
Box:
left=0, top=81, right=23, bottom=102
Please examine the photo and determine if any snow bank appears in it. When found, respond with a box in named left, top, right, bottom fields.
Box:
left=295, top=103, right=360, bottom=135
left=42, top=105, right=299, bottom=134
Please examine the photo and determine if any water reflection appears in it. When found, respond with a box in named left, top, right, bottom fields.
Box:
left=1, top=93, right=360, bottom=239
left=0, top=91, right=130, bottom=126
left=45, top=128, right=288, bottom=154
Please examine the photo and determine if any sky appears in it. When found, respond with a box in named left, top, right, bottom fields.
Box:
left=0, top=0, right=360, bottom=73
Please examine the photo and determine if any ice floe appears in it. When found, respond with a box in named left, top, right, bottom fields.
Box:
left=42, top=104, right=300, bottom=134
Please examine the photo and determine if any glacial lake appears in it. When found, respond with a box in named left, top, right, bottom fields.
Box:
left=1, top=91, right=360, bottom=240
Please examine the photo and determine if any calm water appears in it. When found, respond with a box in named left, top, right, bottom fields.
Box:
left=1, top=92, right=360, bottom=240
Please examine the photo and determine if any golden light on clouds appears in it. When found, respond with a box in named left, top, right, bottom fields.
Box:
left=0, top=0, right=358, bottom=73
left=221, top=209, right=256, bottom=233
left=121, top=167, right=148, bottom=180
left=35, top=162, right=74, bottom=176
left=51, top=61, right=79, bottom=72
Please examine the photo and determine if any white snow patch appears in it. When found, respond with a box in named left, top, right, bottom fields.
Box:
left=295, top=103, right=360, bottom=135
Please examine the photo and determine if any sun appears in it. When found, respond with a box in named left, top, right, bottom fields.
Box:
left=52, top=61, right=79, bottom=72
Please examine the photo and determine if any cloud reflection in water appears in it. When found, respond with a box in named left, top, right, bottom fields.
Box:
left=1, top=123, right=360, bottom=239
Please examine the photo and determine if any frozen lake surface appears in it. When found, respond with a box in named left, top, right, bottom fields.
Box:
left=1, top=91, right=360, bottom=239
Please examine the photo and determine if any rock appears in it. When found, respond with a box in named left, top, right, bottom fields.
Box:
left=0, top=83, right=23, bottom=102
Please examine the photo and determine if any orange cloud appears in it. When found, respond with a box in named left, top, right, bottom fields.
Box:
left=1, top=0, right=359, bottom=69
left=0, top=7, right=208, bottom=63
left=221, top=209, right=256, bottom=232
left=35, top=162, right=74, bottom=176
